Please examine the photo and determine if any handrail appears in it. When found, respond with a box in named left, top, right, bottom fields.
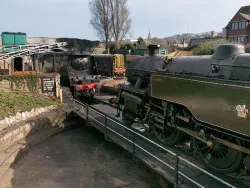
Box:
left=73, top=99, right=238, bottom=188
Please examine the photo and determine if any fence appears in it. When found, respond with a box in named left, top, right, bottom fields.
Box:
left=73, top=99, right=240, bottom=188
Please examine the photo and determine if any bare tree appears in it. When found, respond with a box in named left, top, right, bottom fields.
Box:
left=110, top=0, right=131, bottom=50
left=89, top=0, right=112, bottom=53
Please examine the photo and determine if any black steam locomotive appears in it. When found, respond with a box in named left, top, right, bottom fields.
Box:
left=68, top=53, right=101, bottom=99
left=118, top=44, right=250, bottom=175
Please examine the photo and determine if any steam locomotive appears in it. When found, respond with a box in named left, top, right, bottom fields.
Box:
left=68, top=53, right=125, bottom=99
left=118, top=44, right=250, bottom=175
left=68, top=53, right=99, bottom=99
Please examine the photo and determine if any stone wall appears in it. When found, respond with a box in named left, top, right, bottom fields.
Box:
left=0, top=104, right=69, bottom=180
left=0, top=73, right=61, bottom=98
left=0, top=106, right=56, bottom=131
left=0, top=106, right=59, bottom=152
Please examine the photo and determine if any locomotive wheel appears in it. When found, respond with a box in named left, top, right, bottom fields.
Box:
left=152, top=123, right=182, bottom=146
left=194, top=129, right=242, bottom=173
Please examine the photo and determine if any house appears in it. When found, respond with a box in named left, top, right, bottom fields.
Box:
left=225, top=6, right=250, bottom=44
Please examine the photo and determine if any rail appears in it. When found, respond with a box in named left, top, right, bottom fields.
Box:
left=73, top=99, right=239, bottom=188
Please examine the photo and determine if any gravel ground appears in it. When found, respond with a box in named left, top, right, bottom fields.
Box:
left=1, top=120, right=160, bottom=188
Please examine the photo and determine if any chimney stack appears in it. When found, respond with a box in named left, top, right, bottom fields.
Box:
left=148, top=45, right=160, bottom=56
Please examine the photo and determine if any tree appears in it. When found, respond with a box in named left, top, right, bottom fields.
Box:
left=137, top=37, right=144, bottom=45
left=89, top=0, right=112, bottom=53
left=137, top=36, right=146, bottom=48
left=192, top=39, right=227, bottom=55
left=110, top=0, right=131, bottom=50
left=109, top=42, right=116, bottom=54
left=120, top=42, right=134, bottom=49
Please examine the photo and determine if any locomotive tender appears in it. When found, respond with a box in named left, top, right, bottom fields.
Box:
left=118, top=44, right=250, bottom=174
left=91, top=54, right=125, bottom=78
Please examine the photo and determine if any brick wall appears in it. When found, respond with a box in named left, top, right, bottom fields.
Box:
left=227, top=13, right=250, bottom=43
left=0, top=59, right=11, bottom=75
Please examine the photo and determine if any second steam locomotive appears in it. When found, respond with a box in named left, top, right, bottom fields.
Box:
left=68, top=53, right=125, bottom=99
left=118, top=44, right=250, bottom=175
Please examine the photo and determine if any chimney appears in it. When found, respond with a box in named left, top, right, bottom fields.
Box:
left=148, top=44, right=160, bottom=56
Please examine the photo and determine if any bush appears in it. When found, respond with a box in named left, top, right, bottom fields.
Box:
left=0, top=91, right=58, bottom=119
left=120, top=43, right=134, bottom=50
left=192, top=39, right=228, bottom=55
left=245, top=45, right=250, bottom=53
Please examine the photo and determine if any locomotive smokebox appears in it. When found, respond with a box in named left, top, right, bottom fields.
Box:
left=148, top=45, right=160, bottom=56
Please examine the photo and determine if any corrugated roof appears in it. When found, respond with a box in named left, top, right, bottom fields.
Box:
left=239, top=13, right=250, bottom=20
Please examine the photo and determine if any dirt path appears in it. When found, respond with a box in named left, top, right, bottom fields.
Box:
left=1, top=120, right=159, bottom=188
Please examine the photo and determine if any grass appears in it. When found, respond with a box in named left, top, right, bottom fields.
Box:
left=0, top=91, right=59, bottom=119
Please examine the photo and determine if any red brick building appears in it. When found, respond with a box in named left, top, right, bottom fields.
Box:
left=226, top=6, right=250, bottom=44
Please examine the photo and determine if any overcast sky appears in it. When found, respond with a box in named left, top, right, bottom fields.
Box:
left=1, top=0, right=250, bottom=40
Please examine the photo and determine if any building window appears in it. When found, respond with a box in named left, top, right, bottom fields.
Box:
left=232, top=22, right=238, bottom=30
left=240, top=36, right=245, bottom=43
left=240, top=21, right=246, bottom=29
left=232, top=21, right=246, bottom=30
left=245, top=36, right=248, bottom=43
left=230, top=36, right=247, bottom=43
left=235, top=22, right=238, bottom=29
left=230, top=37, right=234, bottom=43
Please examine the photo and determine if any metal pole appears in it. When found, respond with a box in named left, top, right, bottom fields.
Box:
left=60, top=88, right=63, bottom=104
left=174, top=154, right=179, bottom=188
left=86, top=105, right=89, bottom=126
left=116, top=103, right=120, bottom=117
left=53, top=54, right=56, bottom=72
left=105, top=116, right=108, bottom=139
left=132, top=132, right=136, bottom=155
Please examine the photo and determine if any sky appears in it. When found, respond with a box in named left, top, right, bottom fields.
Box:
left=1, top=0, right=250, bottom=40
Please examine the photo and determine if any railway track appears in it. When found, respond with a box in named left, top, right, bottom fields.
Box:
left=72, top=94, right=249, bottom=188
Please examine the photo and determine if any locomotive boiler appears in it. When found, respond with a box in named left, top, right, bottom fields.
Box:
left=118, top=44, right=250, bottom=175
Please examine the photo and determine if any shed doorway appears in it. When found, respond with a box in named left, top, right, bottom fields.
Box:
left=14, top=57, right=23, bottom=71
